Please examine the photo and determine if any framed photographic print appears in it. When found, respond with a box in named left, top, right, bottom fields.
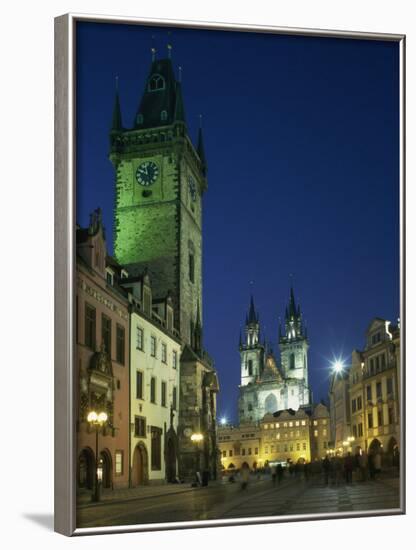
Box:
left=54, top=13, right=405, bottom=536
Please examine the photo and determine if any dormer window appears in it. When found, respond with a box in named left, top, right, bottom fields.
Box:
left=105, top=269, right=114, bottom=286
left=161, top=110, right=167, bottom=122
left=148, top=74, right=165, bottom=92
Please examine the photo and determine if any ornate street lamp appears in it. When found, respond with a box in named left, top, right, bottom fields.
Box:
left=87, top=410, right=108, bottom=502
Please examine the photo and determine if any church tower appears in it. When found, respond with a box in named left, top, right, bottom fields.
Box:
left=110, top=52, right=206, bottom=346
left=279, top=287, right=309, bottom=387
left=240, top=296, right=265, bottom=386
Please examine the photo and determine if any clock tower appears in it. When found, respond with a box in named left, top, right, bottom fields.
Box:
left=110, top=54, right=207, bottom=345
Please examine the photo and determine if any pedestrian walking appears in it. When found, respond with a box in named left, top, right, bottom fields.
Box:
left=271, top=464, right=277, bottom=486
left=344, top=452, right=354, bottom=484
left=374, top=451, right=382, bottom=479
left=322, top=455, right=330, bottom=485
left=277, top=463, right=284, bottom=484
left=368, top=451, right=376, bottom=480
left=241, top=463, right=250, bottom=490
left=358, top=450, right=368, bottom=481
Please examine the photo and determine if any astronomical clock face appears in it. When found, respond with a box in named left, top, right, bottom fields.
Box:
left=136, top=160, right=159, bottom=186
left=188, top=176, right=197, bottom=202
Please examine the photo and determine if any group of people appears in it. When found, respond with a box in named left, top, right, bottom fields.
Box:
left=322, top=450, right=384, bottom=485
left=229, top=446, right=398, bottom=491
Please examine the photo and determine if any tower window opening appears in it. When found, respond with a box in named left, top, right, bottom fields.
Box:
left=248, top=360, right=253, bottom=376
left=148, top=74, right=165, bottom=92
left=289, top=353, right=295, bottom=370
left=189, top=253, right=195, bottom=283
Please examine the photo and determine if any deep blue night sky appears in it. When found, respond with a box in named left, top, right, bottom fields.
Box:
left=76, top=22, right=399, bottom=423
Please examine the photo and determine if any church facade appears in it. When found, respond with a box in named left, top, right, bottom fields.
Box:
left=238, top=289, right=311, bottom=424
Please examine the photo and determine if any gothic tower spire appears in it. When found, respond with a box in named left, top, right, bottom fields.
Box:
left=111, top=77, right=123, bottom=133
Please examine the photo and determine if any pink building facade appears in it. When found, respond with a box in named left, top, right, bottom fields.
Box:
left=76, top=209, right=130, bottom=493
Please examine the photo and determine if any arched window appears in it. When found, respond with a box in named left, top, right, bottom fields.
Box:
left=265, top=393, right=278, bottom=414
left=148, top=74, right=165, bottom=92
left=161, top=110, right=167, bottom=121
left=289, top=353, right=295, bottom=370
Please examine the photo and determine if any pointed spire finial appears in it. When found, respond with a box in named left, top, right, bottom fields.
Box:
left=167, top=31, right=173, bottom=59
left=197, top=117, right=207, bottom=174
left=111, top=78, right=123, bottom=132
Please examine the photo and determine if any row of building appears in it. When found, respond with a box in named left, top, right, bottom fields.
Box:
left=329, top=318, right=401, bottom=463
left=76, top=211, right=219, bottom=491
left=218, top=295, right=401, bottom=471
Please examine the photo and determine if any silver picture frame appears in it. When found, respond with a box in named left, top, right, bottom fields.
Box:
left=54, top=12, right=406, bottom=536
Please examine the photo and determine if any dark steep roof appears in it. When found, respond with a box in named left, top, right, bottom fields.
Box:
left=134, top=58, right=185, bottom=129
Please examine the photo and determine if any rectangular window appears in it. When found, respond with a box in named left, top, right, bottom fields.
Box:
left=102, top=314, right=112, bottom=356
left=255, top=448, right=258, bottom=455
left=242, top=448, right=246, bottom=456
left=352, top=399, right=357, bottom=413
left=189, top=253, right=195, bottom=283
left=357, top=396, right=362, bottom=410
left=172, top=386, right=177, bottom=410
left=172, top=350, right=178, bottom=369
left=314, top=430, right=318, bottom=437
left=323, top=429, right=327, bottom=436
left=229, top=450, right=233, bottom=457
left=150, top=336, right=157, bottom=357
left=323, top=441, right=327, bottom=449
left=387, top=377, right=394, bottom=395
left=377, top=409, right=384, bottom=427
left=296, top=443, right=300, bottom=451
left=366, top=385, right=372, bottom=401
left=136, top=371, right=144, bottom=400
left=115, top=451, right=123, bottom=475
left=301, top=420, right=306, bottom=426
left=375, top=356, right=380, bottom=372
left=381, top=353, right=386, bottom=369
left=150, top=377, right=156, bottom=403
left=352, top=425, right=357, bottom=438
left=368, top=413, right=373, bottom=429
left=302, top=442, right=306, bottom=450
left=370, top=358, right=375, bottom=374
left=161, top=381, right=167, bottom=407
left=248, top=448, right=252, bottom=455
left=116, top=324, right=125, bottom=365
left=358, top=423, right=363, bottom=437
left=151, top=427, right=162, bottom=470
left=376, top=382, right=382, bottom=399
left=84, top=303, right=96, bottom=349
left=222, top=450, right=226, bottom=458
left=289, top=444, right=293, bottom=451
left=161, top=342, right=167, bottom=363
left=136, top=326, right=144, bottom=350
left=388, top=406, right=394, bottom=425
left=134, top=416, right=146, bottom=437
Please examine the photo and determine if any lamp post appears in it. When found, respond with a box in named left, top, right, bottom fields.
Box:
left=331, top=359, right=345, bottom=451
left=191, top=432, right=204, bottom=485
left=87, top=410, right=108, bottom=502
